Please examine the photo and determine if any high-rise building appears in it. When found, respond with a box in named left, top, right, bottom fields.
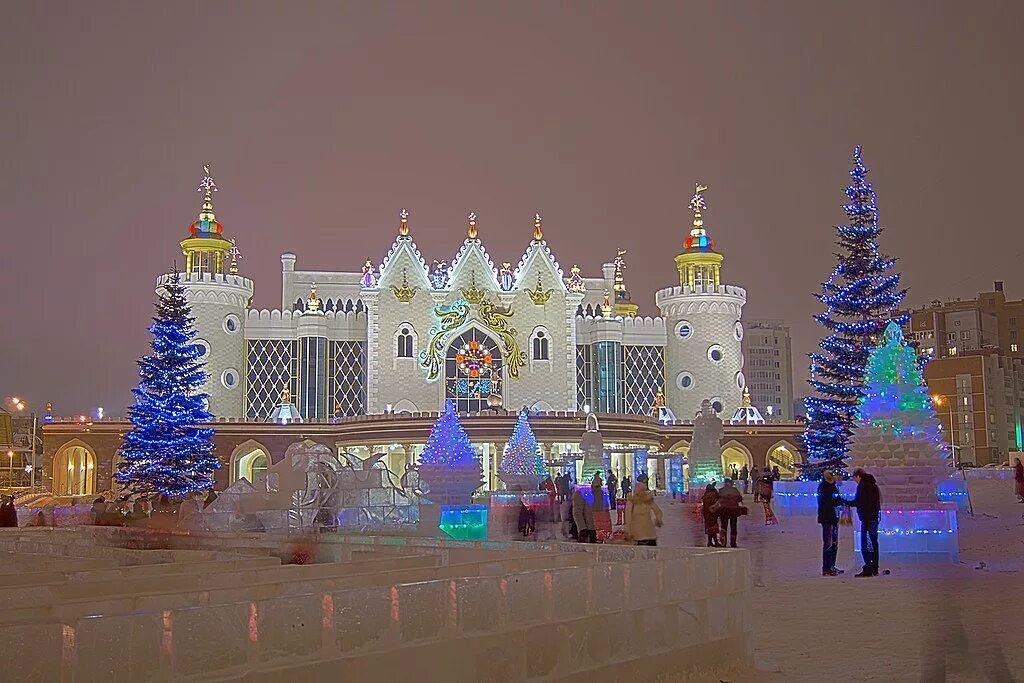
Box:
left=908, top=282, right=1024, bottom=465
left=740, top=320, right=794, bottom=420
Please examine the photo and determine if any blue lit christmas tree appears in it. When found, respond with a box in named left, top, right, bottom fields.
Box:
left=802, top=146, right=908, bottom=479
left=116, top=273, right=219, bottom=498
left=420, top=400, right=477, bottom=467
left=500, top=409, right=546, bottom=481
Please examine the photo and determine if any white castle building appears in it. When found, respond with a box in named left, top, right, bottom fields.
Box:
left=165, top=170, right=748, bottom=423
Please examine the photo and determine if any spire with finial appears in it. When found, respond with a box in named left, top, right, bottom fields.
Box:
left=399, top=208, right=410, bottom=237
left=189, top=165, right=224, bottom=238
left=613, top=249, right=627, bottom=292
left=467, top=211, right=478, bottom=240
left=305, top=282, right=321, bottom=313
left=685, top=182, right=712, bottom=251
left=227, top=238, right=241, bottom=275
left=742, top=386, right=752, bottom=407
left=533, top=212, right=543, bottom=241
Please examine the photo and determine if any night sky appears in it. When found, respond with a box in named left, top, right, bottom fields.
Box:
left=3, top=2, right=1022, bottom=417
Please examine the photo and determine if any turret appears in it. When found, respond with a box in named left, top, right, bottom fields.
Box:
left=657, top=183, right=746, bottom=420
left=162, top=165, right=253, bottom=419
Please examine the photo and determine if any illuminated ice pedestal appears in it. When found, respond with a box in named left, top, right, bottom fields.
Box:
left=438, top=504, right=488, bottom=541
left=488, top=491, right=553, bottom=537
left=852, top=502, right=959, bottom=565
left=774, top=480, right=855, bottom=517
left=937, top=476, right=970, bottom=512
left=686, top=399, right=724, bottom=498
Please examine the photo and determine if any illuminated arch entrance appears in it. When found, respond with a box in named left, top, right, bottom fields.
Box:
left=230, top=440, right=271, bottom=487
left=52, top=441, right=96, bottom=496
left=445, top=327, right=503, bottom=413
left=766, top=440, right=801, bottom=478
left=721, top=441, right=753, bottom=476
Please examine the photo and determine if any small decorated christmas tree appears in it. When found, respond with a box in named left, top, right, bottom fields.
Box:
left=420, top=400, right=477, bottom=467
left=848, top=322, right=950, bottom=503
left=417, top=400, right=483, bottom=505
left=499, top=409, right=546, bottom=490
left=117, top=273, right=219, bottom=498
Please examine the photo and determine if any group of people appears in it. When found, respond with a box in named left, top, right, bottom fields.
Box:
left=699, top=479, right=747, bottom=547
left=724, top=464, right=782, bottom=497
left=818, top=468, right=881, bottom=577
left=561, top=471, right=661, bottom=545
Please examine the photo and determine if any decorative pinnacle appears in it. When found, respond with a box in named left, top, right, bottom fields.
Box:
left=613, top=248, right=627, bottom=292
left=399, top=208, right=410, bottom=236
left=533, top=212, right=543, bottom=241
left=689, top=182, right=708, bottom=233
left=467, top=211, right=478, bottom=240
left=228, top=238, right=241, bottom=274
left=197, top=164, right=218, bottom=222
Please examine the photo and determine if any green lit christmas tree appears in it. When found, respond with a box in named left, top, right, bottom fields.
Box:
left=499, top=409, right=546, bottom=489
left=848, top=321, right=950, bottom=503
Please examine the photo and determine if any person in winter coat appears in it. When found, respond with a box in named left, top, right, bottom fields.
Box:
left=590, top=473, right=606, bottom=512
left=625, top=481, right=663, bottom=546
left=571, top=488, right=596, bottom=543
left=621, top=476, right=632, bottom=499
left=817, top=471, right=843, bottom=576
left=716, top=479, right=744, bottom=547
left=844, top=468, right=882, bottom=577
left=701, top=483, right=721, bottom=547
left=0, top=496, right=17, bottom=527
left=517, top=499, right=536, bottom=538
left=607, top=471, right=618, bottom=506
left=1014, top=458, right=1024, bottom=503
left=739, top=465, right=749, bottom=493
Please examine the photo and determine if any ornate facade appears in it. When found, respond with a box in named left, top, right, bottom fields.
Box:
left=173, top=171, right=748, bottom=425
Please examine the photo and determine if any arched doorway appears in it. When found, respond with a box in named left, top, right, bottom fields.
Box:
left=230, top=441, right=271, bottom=487
left=445, top=327, right=503, bottom=413
left=765, top=441, right=801, bottom=479
left=51, top=441, right=96, bottom=496
left=721, top=441, right=753, bottom=478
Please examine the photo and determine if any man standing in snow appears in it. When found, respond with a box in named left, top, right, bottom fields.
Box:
left=844, top=467, right=881, bottom=577
left=817, top=471, right=843, bottom=576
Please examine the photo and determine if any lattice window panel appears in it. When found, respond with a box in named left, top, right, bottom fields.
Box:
left=576, top=345, right=591, bottom=409
left=246, top=339, right=297, bottom=419
left=330, top=341, right=366, bottom=417
left=623, top=345, right=664, bottom=416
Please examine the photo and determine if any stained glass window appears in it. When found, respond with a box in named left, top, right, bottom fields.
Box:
left=445, top=328, right=503, bottom=413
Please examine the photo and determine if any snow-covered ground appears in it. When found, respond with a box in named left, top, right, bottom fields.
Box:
left=656, top=478, right=1024, bottom=682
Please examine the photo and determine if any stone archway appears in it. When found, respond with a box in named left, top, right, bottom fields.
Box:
left=51, top=439, right=97, bottom=496
left=721, top=440, right=753, bottom=477
left=765, top=440, right=802, bottom=478
left=229, top=439, right=271, bottom=486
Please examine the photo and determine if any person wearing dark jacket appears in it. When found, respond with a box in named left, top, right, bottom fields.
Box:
left=817, top=471, right=843, bottom=576
left=716, top=479, right=744, bottom=547
left=701, top=483, right=721, bottom=547
left=844, top=468, right=881, bottom=577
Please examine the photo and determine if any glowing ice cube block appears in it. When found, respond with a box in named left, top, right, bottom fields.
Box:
left=852, top=502, right=959, bottom=565
left=439, top=504, right=488, bottom=541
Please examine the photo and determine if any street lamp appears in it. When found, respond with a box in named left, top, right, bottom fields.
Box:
left=931, top=394, right=958, bottom=467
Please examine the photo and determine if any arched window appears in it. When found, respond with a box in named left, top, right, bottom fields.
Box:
left=531, top=328, right=550, bottom=361
left=293, top=297, right=304, bottom=312
left=445, top=327, right=503, bottom=413
left=231, top=443, right=271, bottom=487
left=396, top=324, right=416, bottom=359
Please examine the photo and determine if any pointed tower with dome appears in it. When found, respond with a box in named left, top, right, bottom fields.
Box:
left=158, top=166, right=253, bottom=419
left=656, top=183, right=747, bottom=420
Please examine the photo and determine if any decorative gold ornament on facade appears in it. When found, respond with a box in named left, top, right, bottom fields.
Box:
left=533, top=212, right=543, bottom=241
left=675, top=181, right=724, bottom=289
left=391, top=268, right=418, bottom=303
left=651, top=389, right=666, bottom=418
left=527, top=273, right=553, bottom=305
left=228, top=238, right=241, bottom=275
left=467, top=211, right=478, bottom=240
left=281, top=385, right=292, bottom=404
left=601, top=291, right=613, bottom=318
left=478, top=298, right=527, bottom=379
left=305, top=283, right=322, bottom=313
left=567, top=264, right=586, bottom=292
left=741, top=386, right=752, bottom=407
left=420, top=300, right=471, bottom=380
left=399, top=208, right=410, bottom=236
left=460, top=271, right=487, bottom=305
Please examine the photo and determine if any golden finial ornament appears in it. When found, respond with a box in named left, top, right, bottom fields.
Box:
left=533, top=212, right=543, bottom=241
left=613, top=248, right=627, bottom=292
left=690, top=182, right=709, bottom=232
left=460, top=271, right=486, bottom=304
left=527, top=273, right=554, bottom=305
left=467, top=211, right=478, bottom=240
left=742, top=386, right=752, bottom=407
left=600, top=290, right=613, bottom=318
left=197, top=164, right=218, bottom=223
left=228, top=238, right=241, bottom=275
left=391, top=267, right=418, bottom=303
left=306, top=282, right=321, bottom=313
left=281, top=384, right=292, bottom=403
left=399, top=208, right=410, bottom=236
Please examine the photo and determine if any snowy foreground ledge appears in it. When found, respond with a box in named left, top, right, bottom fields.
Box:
left=0, top=527, right=751, bottom=682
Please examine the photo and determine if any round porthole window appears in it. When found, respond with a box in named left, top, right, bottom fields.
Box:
left=733, top=321, right=743, bottom=341
left=708, top=345, right=724, bottom=363
left=675, top=321, right=694, bottom=339
left=735, top=372, right=746, bottom=389
left=223, top=314, right=241, bottom=334
left=194, top=339, right=210, bottom=360
left=676, top=372, right=695, bottom=390
left=711, top=398, right=723, bottom=414
left=221, top=368, right=239, bottom=389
